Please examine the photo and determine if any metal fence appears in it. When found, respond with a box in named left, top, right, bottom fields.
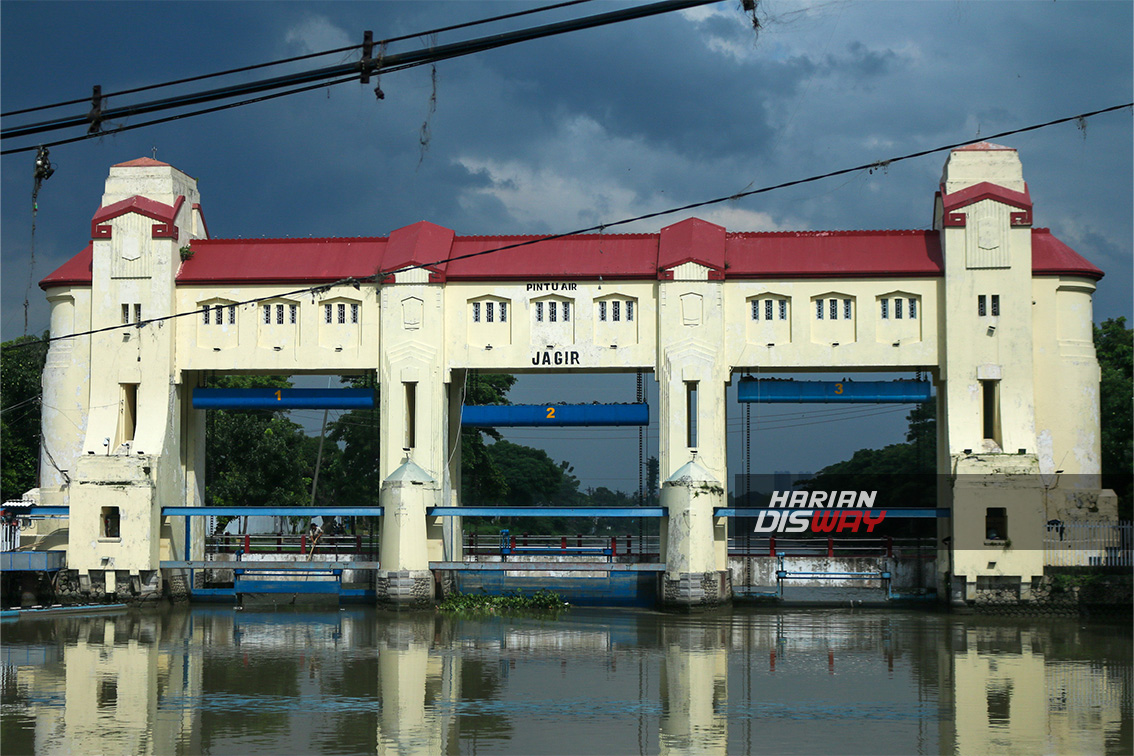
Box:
left=1044, top=521, right=1132, bottom=568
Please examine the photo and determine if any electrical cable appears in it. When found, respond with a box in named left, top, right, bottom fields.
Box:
left=3, top=102, right=1129, bottom=353
left=1, top=0, right=716, bottom=142
left=0, top=1, right=595, bottom=119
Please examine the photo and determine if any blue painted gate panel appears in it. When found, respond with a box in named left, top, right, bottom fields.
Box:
left=192, top=388, right=376, bottom=410
left=461, top=403, right=649, bottom=427
left=737, top=380, right=931, bottom=404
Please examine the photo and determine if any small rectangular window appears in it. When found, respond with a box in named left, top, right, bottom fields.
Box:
left=404, top=383, right=416, bottom=450
left=338, top=303, right=346, bottom=324
left=991, top=294, right=1000, bottom=317
left=830, top=299, right=838, bottom=320
left=978, top=295, right=987, bottom=317
left=263, top=305, right=271, bottom=324
left=612, top=301, right=621, bottom=322
left=535, top=302, right=543, bottom=322
left=779, top=299, right=787, bottom=320
left=686, top=381, right=698, bottom=449
left=325, top=304, right=333, bottom=324
left=102, top=506, right=120, bottom=539
left=908, top=298, right=917, bottom=319
left=473, top=302, right=481, bottom=322
left=486, top=302, right=494, bottom=323
left=134, top=304, right=142, bottom=324
left=843, top=299, right=852, bottom=320
left=816, top=300, right=823, bottom=320
left=212, top=305, right=221, bottom=325
left=202, top=306, right=210, bottom=325
left=123, top=304, right=131, bottom=324
left=289, top=305, right=297, bottom=324
left=276, top=304, right=284, bottom=324
left=351, top=304, right=359, bottom=324
left=881, top=299, right=889, bottom=319
left=499, top=302, right=507, bottom=322
left=562, top=301, right=570, bottom=321
left=228, top=306, right=236, bottom=325
left=895, top=298, right=903, bottom=319
left=626, top=301, right=634, bottom=321
left=549, top=301, right=557, bottom=322
left=985, top=507, right=1007, bottom=541
left=600, top=301, right=607, bottom=321
left=752, top=300, right=759, bottom=321
left=765, top=300, right=773, bottom=321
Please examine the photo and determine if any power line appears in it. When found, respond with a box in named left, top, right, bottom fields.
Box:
left=2, top=102, right=1129, bottom=353
left=0, top=1, right=595, bottom=119
left=1, top=0, right=717, bottom=143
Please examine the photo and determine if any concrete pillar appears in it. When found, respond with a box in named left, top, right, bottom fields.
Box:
left=61, top=159, right=204, bottom=592
left=655, top=218, right=731, bottom=607
left=378, top=456, right=437, bottom=606
left=936, top=144, right=1046, bottom=596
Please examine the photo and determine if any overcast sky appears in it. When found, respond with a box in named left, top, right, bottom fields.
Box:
left=2, top=1, right=1130, bottom=491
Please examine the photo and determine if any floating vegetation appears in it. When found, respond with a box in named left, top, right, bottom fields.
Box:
left=438, top=589, right=569, bottom=615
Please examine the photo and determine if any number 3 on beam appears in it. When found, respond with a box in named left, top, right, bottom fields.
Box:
left=834, top=383, right=843, bottom=395
left=546, top=407, right=555, bottom=420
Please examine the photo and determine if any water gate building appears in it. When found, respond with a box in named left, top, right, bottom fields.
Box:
left=23, top=144, right=1115, bottom=606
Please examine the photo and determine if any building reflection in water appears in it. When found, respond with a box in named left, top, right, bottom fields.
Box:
left=1, top=606, right=1129, bottom=755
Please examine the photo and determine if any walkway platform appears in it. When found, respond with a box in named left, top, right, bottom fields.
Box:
left=1, top=551, right=66, bottom=572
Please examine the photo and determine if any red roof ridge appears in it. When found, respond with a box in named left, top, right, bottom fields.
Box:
left=193, top=236, right=390, bottom=244
left=454, top=232, right=658, bottom=241
left=113, top=157, right=172, bottom=168
left=728, top=228, right=935, bottom=238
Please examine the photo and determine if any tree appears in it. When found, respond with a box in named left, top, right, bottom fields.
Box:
left=205, top=376, right=315, bottom=515
left=320, top=376, right=379, bottom=508
left=1095, top=317, right=1132, bottom=519
left=1, top=335, right=48, bottom=502
left=460, top=373, right=516, bottom=505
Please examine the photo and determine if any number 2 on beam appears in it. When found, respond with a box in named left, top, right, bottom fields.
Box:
left=546, top=407, right=555, bottom=420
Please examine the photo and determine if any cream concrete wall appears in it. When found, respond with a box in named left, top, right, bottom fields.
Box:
left=35, top=148, right=1109, bottom=593
left=175, top=284, right=380, bottom=372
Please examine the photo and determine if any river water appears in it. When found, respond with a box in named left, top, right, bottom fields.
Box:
left=1, top=604, right=1130, bottom=755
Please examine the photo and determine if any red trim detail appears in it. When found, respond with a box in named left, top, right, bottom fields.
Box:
left=90, top=195, right=183, bottom=239
left=940, top=182, right=1033, bottom=226
left=192, top=202, right=210, bottom=238
left=944, top=212, right=968, bottom=227
left=151, top=195, right=184, bottom=240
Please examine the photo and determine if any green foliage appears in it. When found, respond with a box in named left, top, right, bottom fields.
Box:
left=438, top=589, right=567, bottom=614
left=484, top=440, right=582, bottom=507
left=460, top=373, right=516, bottom=505
left=1, top=335, right=48, bottom=502
left=321, top=376, right=379, bottom=507
left=205, top=376, right=315, bottom=517
left=1095, top=317, right=1132, bottom=519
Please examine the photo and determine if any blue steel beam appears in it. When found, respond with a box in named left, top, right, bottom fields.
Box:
left=737, top=379, right=931, bottom=404
left=428, top=506, right=666, bottom=517
left=716, top=507, right=949, bottom=518
left=192, top=388, right=376, bottom=410
left=461, top=403, right=648, bottom=427
left=162, top=506, right=383, bottom=516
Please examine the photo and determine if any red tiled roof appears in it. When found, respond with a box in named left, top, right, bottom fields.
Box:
left=39, top=221, right=1104, bottom=289
left=177, top=238, right=389, bottom=285
left=39, top=245, right=93, bottom=289
left=1032, top=228, right=1104, bottom=278
left=113, top=157, right=171, bottom=168
left=724, top=229, right=943, bottom=279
